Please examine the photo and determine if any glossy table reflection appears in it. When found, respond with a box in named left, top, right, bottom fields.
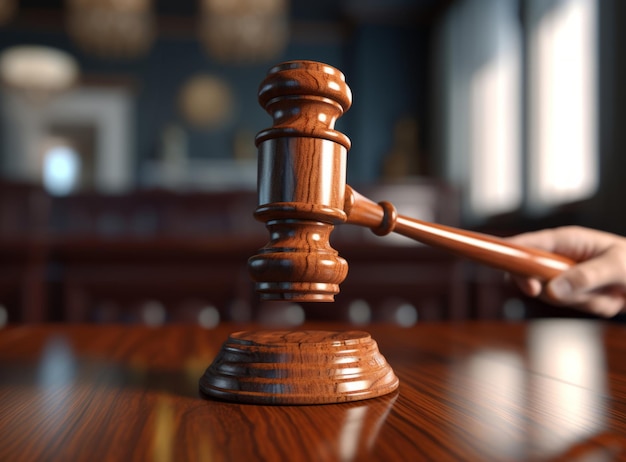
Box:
left=1, top=320, right=626, bottom=461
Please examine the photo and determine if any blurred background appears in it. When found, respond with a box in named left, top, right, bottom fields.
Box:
left=0, top=0, right=623, bottom=327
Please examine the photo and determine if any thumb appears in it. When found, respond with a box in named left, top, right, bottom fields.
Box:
left=545, top=276, right=575, bottom=302
left=545, top=250, right=623, bottom=302
left=545, top=269, right=626, bottom=317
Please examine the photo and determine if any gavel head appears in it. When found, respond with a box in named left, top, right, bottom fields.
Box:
left=248, top=60, right=352, bottom=302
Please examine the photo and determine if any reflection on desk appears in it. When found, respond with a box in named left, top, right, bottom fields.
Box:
left=1, top=320, right=626, bottom=461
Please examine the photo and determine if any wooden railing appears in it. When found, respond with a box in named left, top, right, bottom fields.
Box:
left=0, top=179, right=561, bottom=325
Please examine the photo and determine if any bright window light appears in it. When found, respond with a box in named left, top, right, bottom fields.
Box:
left=529, top=0, right=598, bottom=208
left=469, top=40, right=522, bottom=216
left=43, top=145, right=81, bottom=196
left=439, top=0, right=522, bottom=221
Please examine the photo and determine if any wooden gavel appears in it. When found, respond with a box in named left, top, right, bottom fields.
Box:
left=248, top=60, right=574, bottom=302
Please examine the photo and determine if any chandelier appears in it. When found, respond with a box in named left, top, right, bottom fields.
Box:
left=177, top=74, right=234, bottom=129
left=0, top=45, right=79, bottom=103
left=66, top=0, right=155, bottom=58
left=198, top=0, right=289, bottom=64
left=0, top=0, right=17, bottom=26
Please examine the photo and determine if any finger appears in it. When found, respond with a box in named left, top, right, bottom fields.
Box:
left=509, top=275, right=543, bottom=297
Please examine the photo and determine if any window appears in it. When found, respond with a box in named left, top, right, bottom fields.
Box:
left=42, top=143, right=81, bottom=196
left=436, top=0, right=598, bottom=222
left=468, top=10, right=522, bottom=217
left=528, top=0, right=598, bottom=211
left=1, top=86, right=134, bottom=193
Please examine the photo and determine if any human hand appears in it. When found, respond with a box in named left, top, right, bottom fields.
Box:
left=506, top=226, right=626, bottom=317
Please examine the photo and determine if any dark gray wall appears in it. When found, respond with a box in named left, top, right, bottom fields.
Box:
left=0, top=6, right=433, bottom=187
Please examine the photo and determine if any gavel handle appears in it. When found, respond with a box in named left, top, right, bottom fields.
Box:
left=343, top=186, right=574, bottom=280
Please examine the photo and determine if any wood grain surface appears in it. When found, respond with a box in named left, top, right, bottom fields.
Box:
left=249, top=60, right=574, bottom=304
left=200, top=330, right=399, bottom=404
left=251, top=60, right=352, bottom=302
left=1, top=320, right=626, bottom=461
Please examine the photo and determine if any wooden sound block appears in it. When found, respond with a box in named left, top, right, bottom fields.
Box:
left=199, top=330, right=399, bottom=405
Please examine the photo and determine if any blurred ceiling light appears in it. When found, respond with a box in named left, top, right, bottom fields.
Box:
left=0, top=45, right=79, bottom=101
left=177, top=74, right=234, bottom=128
left=66, top=0, right=155, bottom=58
left=199, top=0, right=289, bottom=64
left=0, top=0, right=17, bottom=26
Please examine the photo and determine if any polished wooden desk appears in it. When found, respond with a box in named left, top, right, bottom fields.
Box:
left=1, top=320, right=625, bottom=461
